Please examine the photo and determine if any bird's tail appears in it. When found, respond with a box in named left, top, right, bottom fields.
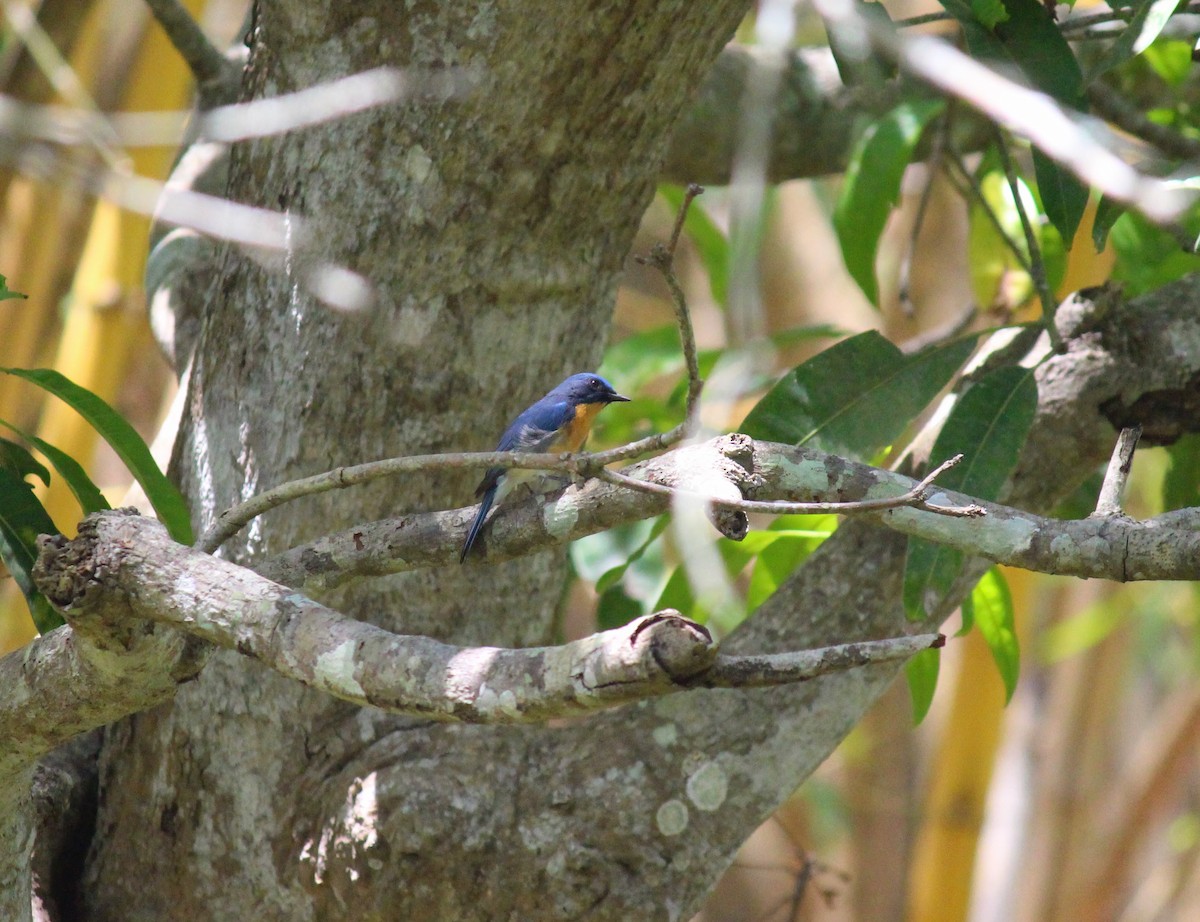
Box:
left=459, top=486, right=497, bottom=563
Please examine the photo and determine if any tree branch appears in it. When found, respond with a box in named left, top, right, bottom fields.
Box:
left=0, top=511, right=944, bottom=748
left=254, top=432, right=1200, bottom=593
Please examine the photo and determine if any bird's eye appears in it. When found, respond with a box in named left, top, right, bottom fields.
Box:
left=590, top=377, right=601, bottom=388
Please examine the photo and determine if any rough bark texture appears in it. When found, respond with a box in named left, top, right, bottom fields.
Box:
left=83, top=2, right=752, bottom=919
left=21, top=2, right=1193, bottom=920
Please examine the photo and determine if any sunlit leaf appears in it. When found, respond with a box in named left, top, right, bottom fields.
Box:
left=746, top=515, right=837, bottom=610
left=594, top=516, right=670, bottom=594
left=1087, top=0, right=1186, bottom=79
left=964, top=567, right=1020, bottom=701
left=1, top=368, right=192, bottom=544
left=833, top=99, right=945, bottom=306
left=903, top=365, right=1037, bottom=620
left=741, top=331, right=977, bottom=460
left=971, top=0, right=1009, bottom=28
left=906, top=646, right=940, bottom=724
left=942, top=0, right=1089, bottom=242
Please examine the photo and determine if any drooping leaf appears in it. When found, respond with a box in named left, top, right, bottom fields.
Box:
left=941, top=0, right=1090, bottom=242
left=903, top=365, right=1038, bottom=620
left=1, top=368, right=192, bottom=544
left=741, top=331, right=977, bottom=460
left=0, top=437, right=50, bottom=487
left=1091, top=196, right=1127, bottom=252
left=1087, top=0, right=1186, bottom=79
left=0, top=465, right=63, bottom=633
left=0, top=420, right=110, bottom=516
left=964, top=567, right=1020, bottom=701
left=1033, top=149, right=1089, bottom=250
left=833, top=98, right=945, bottom=306
left=906, top=646, right=941, bottom=724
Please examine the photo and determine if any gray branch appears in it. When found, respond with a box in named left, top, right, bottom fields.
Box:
left=257, top=432, right=1200, bottom=594
left=0, top=511, right=941, bottom=773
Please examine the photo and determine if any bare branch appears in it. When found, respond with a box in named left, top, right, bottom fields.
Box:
left=1093, top=425, right=1142, bottom=518
left=254, top=435, right=1200, bottom=593
left=142, top=0, right=238, bottom=96
left=6, top=512, right=942, bottom=748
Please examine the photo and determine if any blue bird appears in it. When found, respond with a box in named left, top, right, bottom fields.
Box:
left=460, top=372, right=629, bottom=562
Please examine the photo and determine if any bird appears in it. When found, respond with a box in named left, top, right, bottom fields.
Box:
left=460, top=372, right=630, bottom=563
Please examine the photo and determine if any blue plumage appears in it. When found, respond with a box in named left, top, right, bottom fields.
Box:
left=460, top=373, right=628, bottom=562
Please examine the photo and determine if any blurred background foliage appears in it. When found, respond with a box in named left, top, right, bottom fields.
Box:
left=0, top=0, right=1198, bottom=920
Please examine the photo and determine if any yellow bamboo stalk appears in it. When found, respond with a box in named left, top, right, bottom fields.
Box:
left=906, top=566, right=1034, bottom=922
left=1, top=0, right=205, bottom=647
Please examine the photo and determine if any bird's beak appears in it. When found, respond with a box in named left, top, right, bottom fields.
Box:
left=609, top=393, right=631, bottom=403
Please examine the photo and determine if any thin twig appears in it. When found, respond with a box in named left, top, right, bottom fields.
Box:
left=1092, top=425, right=1141, bottom=518
left=696, top=632, right=945, bottom=688
left=197, top=447, right=604, bottom=553
left=944, top=149, right=1034, bottom=278
left=898, top=112, right=951, bottom=317
left=1087, top=83, right=1200, bottom=162
left=142, top=0, right=238, bottom=93
left=595, top=453, right=987, bottom=519
left=993, top=131, right=1064, bottom=352
left=666, top=182, right=704, bottom=258
left=637, top=184, right=705, bottom=430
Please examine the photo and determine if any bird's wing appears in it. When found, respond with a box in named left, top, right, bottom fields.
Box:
left=474, top=399, right=573, bottom=497
left=497, top=399, right=573, bottom=453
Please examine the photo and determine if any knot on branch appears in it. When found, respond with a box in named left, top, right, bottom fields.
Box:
left=32, top=508, right=143, bottom=610
left=629, top=610, right=717, bottom=682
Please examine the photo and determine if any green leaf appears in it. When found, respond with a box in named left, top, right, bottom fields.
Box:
left=1033, top=149, right=1089, bottom=246
left=660, top=185, right=728, bottom=308
left=1163, top=433, right=1200, bottom=512
left=903, top=365, right=1038, bottom=620
left=1110, top=210, right=1200, bottom=297
left=833, top=99, right=945, bottom=306
left=594, top=516, right=669, bottom=594
left=741, top=330, right=977, bottom=460
left=964, top=567, right=1020, bottom=701
left=970, top=0, right=1010, bottom=28
left=0, top=465, right=63, bottom=633
left=1087, top=0, right=1185, bottom=79
left=596, top=583, right=644, bottom=630
left=1142, top=39, right=1194, bottom=86
left=0, top=420, right=110, bottom=516
left=1091, top=196, right=1126, bottom=252
left=942, top=0, right=1089, bottom=242
left=746, top=515, right=837, bottom=610
left=0, top=273, right=27, bottom=301
left=906, top=646, right=940, bottom=724
left=0, top=438, right=50, bottom=487
left=0, top=368, right=192, bottom=544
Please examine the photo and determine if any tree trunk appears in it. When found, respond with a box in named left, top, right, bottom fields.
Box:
left=81, top=2, right=749, bottom=918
